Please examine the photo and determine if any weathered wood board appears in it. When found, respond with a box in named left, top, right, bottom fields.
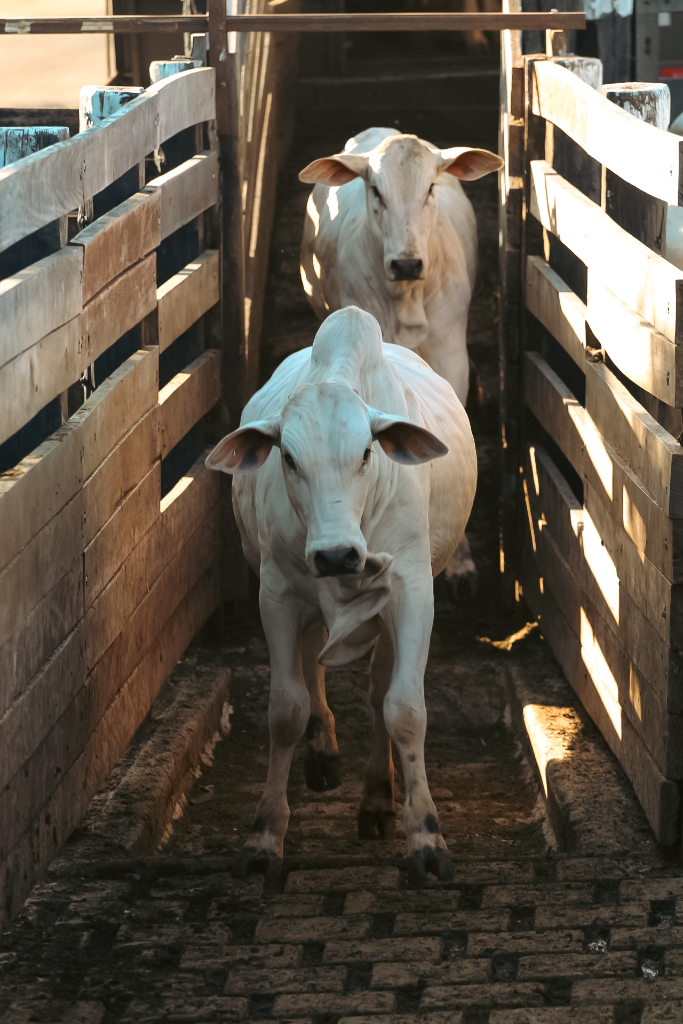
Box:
left=526, top=255, right=587, bottom=369
left=72, top=190, right=161, bottom=303
left=143, top=151, right=219, bottom=241
left=157, top=250, right=219, bottom=352
left=524, top=351, right=584, bottom=473
left=159, top=349, right=221, bottom=458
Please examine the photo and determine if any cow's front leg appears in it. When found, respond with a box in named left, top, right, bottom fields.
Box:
left=383, top=573, right=453, bottom=885
left=358, top=628, right=396, bottom=840
left=232, top=581, right=310, bottom=882
left=302, top=620, right=341, bottom=792
left=445, top=532, right=478, bottom=603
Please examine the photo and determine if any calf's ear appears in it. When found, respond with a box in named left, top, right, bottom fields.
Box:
left=369, top=411, right=449, bottom=465
left=439, top=147, right=504, bottom=181
left=299, top=153, right=367, bottom=186
left=206, top=420, right=280, bottom=474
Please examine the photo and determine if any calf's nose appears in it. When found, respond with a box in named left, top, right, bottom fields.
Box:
left=314, top=547, right=360, bottom=577
left=390, top=258, right=423, bottom=281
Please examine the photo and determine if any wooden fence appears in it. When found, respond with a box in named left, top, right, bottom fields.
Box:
left=500, top=29, right=683, bottom=849
left=0, top=0, right=298, bottom=917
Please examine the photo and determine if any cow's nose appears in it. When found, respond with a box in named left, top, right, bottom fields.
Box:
left=314, top=547, right=360, bottom=577
left=390, top=258, right=423, bottom=281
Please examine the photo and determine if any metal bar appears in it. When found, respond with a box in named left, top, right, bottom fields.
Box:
left=0, top=11, right=585, bottom=34
left=0, top=16, right=208, bottom=34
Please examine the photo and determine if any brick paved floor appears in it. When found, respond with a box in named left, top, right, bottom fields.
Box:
left=2, top=851, right=682, bottom=1022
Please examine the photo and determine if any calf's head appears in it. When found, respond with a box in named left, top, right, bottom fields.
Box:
left=299, top=133, right=503, bottom=284
left=206, top=382, right=448, bottom=578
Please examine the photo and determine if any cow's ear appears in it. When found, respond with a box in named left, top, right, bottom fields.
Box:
left=439, top=147, right=504, bottom=181
left=206, top=420, right=280, bottom=474
left=299, top=153, right=367, bottom=186
left=369, top=411, right=449, bottom=465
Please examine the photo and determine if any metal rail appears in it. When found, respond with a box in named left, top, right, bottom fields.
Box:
left=0, top=12, right=585, bottom=34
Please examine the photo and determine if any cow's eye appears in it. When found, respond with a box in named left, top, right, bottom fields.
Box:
left=363, top=448, right=371, bottom=462
left=371, top=185, right=382, bottom=202
left=428, top=183, right=435, bottom=197
left=283, top=452, right=296, bottom=471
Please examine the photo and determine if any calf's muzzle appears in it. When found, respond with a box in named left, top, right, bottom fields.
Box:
left=314, top=547, right=360, bottom=577
left=390, top=258, right=423, bottom=281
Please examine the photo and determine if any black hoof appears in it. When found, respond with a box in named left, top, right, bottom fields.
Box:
left=304, top=749, right=342, bottom=792
left=231, top=846, right=283, bottom=883
left=407, top=846, right=454, bottom=887
left=358, top=808, right=397, bottom=840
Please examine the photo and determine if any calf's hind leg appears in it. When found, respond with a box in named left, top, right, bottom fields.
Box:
left=358, top=629, right=396, bottom=839
left=302, top=620, right=341, bottom=791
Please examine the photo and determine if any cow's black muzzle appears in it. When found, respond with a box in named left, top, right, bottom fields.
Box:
left=390, top=258, right=423, bottom=281
left=314, top=547, right=360, bottom=577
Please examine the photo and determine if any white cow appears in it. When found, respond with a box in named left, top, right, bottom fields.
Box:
left=207, top=306, right=477, bottom=883
left=299, top=127, right=502, bottom=598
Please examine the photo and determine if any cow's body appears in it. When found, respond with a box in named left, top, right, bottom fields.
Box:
left=208, top=307, right=477, bottom=882
left=299, top=128, right=501, bottom=597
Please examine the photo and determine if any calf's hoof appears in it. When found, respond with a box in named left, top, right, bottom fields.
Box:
left=406, top=846, right=454, bottom=887
left=231, top=846, right=282, bottom=883
left=304, top=749, right=342, bottom=792
left=358, top=807, right=397, bottom=841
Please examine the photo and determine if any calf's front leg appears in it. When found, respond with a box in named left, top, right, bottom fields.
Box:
left=232, top=580, right=310, bottom=882
left=302, top=620, right=342, bottom=791
left=382, top=572, right=453, bottom=885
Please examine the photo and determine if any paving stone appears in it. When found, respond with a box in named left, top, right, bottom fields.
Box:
left=393, top=909, right=509, bottom=935
left=490, top=1010, right=613, bottom=1023
left=112, top=924, right=186, bottom=954
left=642, top=1005, right=683, bottom=1022
left=338, top=1015, right=463, bottom=1024
left=481, top=884, right=594, bottom=909
left=285, top=867, right=400, bottom=894
left=556, top=858, right=656, bottom=881
left=467, top=930, right=583, bottom=958
left=179, top=942, right=301, bottom=971
left=371, top=959, right=490, bottom=989
left=345, top=891, right=462, bottom=915
left=620, top=878, right=683, bottom=901
left=446, top=863, right=535, bottom=885
left=323, top=935, right=443, bottom=964
left=535, top=902, right=648, bottom=930
left=121, top=995, right=249, bottom=1022
left=517, top=951, right=638, bottom=981
left=664, top=949, right=683, bottom=975
left=420, top=982, right=546, bottom=1010
left=0, top=1001, right=106, bottom=1024
left=265, top=895, right=325, bottom=917
left=255, top=914, right=372, bottom=943
left=225, top=965, right=347, bottom=994
left=273, top=992, right=396, bottom=1017
left=610, top=926, right=683, bottom=950
left=572, top=977, right=683, bottom=1003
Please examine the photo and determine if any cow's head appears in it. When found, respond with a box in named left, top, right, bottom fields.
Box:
left=206, top=382, right=448, bottom=579
left=299, top=134, right=503, bottom=284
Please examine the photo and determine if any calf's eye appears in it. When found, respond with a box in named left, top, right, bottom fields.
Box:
left=371, top=185, right=382, bottom=202
left=363, top=448, right=371, bottom=462
left=428, top=183, right=435, bottom=197
left=284, top=452, right=296, bottom=471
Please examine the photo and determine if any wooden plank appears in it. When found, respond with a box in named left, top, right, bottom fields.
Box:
left=0, top=561, right=221, bottom=929
left=525, top=443, right=683, bottom=715
left=533, top=58, right=683, bottom=206
left=584, top=476, right=683, bottom=648
left=585, top=359, right=683, bottom=519
left=586, top=276, right=683, bottom=408
left=71, top=191, right=161, bottom=304
left=0, top=247, right=82, bottom=370
left=82, top=253, right=157, bottom=363
left=523, top=350, right=584, bottom=473
left=0, top=70, right=215, bottom=254
left=159, top=349, right=221, bottom=458
left=530, top=159, right=683, bottom=346
left=157, top=250, right=220, bottom=352
left=143, top=151, right=219, bottom=241
left=147, top=68, right=216, bottom=151
left=521, top=542, right=681, bottom=845
left=0, top=346, right=158, bottom=577
left=0, top=254, right=156, bottom=446
left=0, top=504, right=219, bottom=849
left=525, top=255, right=587, bottom=369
